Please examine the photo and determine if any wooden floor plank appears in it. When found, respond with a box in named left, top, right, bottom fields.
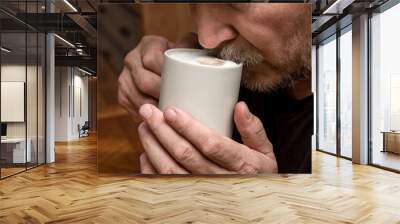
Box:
left=0, top=135, right=399, bottom=223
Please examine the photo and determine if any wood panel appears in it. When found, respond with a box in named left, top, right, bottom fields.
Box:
left=97, top=4, right=193, bottom=173
left=88, top=77, right=97, bottom=132
left=1, top=136, right=400, bottom=223
left=141, top=4, right=194, bottom=41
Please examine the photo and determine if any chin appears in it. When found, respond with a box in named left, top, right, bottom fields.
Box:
left=241, top=65, right=291, bottom=93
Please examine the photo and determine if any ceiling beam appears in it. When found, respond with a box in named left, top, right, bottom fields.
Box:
left=55, top=55, right=96, bottom=72
left=322, top=0, right=356, bottom=15
left=67, top=14, right=97, bottom=39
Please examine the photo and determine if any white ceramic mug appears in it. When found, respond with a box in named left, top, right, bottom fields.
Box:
left=158, top=48, right=243, bottom=137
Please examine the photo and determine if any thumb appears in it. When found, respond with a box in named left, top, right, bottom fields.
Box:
left=234, top=101, right=274, bottom=156
left=170, top=32, right=199, bottom=48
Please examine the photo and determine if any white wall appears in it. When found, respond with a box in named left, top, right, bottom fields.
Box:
left=1, top=65, right=40, bottom=138
left=1, top=64, right=46, bottom=164
left=72, top=73, right=89, bottom=138
left=54, top=67, right=89, bottom=141
left=55, top=66, right=69, bottom=141
left=1, top=65, right=26, bottom=134
left=311, top=45, right=317, bottom=150
left=1, top=82, right=25, bottom=122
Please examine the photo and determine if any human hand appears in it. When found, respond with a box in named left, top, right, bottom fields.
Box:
left=138, top=102, right=278, bottom=174
left=118, top=33, right=198, bottom=122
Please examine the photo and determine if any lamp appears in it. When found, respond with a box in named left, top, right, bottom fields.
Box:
left=54, top=34, right=75, bottom=48
left=1, top=47, right=11, bottom=53
left=63, top=0, right=78, bottom=12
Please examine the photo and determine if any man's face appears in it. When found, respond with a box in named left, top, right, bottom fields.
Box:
left=190, top=4, right=311, bottom=92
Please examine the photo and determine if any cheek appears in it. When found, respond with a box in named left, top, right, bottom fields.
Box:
left=234, top=16, right=289, bottom=62
left=244, top=30, right=288, bottom=70
left=234, top=6, right=308, bottom=56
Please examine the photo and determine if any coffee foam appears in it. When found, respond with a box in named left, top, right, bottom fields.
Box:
left=166, top=49, right=240, bottom=68
left=197, top=57, right=226, bottom=66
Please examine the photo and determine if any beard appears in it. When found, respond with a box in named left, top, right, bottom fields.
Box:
left=211, top=37, right=310, bottom=93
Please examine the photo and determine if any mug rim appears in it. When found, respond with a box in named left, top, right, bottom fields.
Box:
left=164, top=48, right=243, bottom=69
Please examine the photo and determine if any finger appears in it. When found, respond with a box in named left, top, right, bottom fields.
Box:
left=140, top=153, right=156, bottom=174
left=138, top=123, right=188, bottom=174
left=133, top=67, right=161, bottom=99
left=124, top=50, right=161, bottom=99
left=117, top=79, right=136, bottom=110
left=233, top=102, right=274, bottom=156
left=141, top=36, right=170, bottom=75
left=119, top=68, right=158, bottom=108
left=163, top=106, right=260, bottom=173
left=141, top=45, right=165, bottom=75
left=118, top=68, right=138, bottom=108
left=117, top=90, right=141, bottom=122
left=128, top=58, right=162, bottom=99
left=139, top=104, right=231, bottom=174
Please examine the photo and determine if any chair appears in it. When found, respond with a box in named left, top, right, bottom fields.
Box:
left=79, top=121, right=90, bottom=138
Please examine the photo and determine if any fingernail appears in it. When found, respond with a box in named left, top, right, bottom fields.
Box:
left=139, top=104, right=153, bottom=119
left=164, top=108, right=177, bottom=123
left=243, top=103, right=251, bottom=120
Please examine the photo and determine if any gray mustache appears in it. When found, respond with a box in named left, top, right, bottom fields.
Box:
left=216, top=43, right=264, bottom=67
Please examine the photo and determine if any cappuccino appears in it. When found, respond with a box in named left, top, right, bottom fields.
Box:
left=166, top=49, right=238, bottom=68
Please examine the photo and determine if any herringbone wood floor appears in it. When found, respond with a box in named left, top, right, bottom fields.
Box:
left=1, top=135, right=400, bottom=224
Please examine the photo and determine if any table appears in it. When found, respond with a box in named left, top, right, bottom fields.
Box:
left=381, top=131, right=400, bottom=154
left=1, top=138, right=31, bottom=164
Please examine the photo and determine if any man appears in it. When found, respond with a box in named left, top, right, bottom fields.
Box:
left=118, top=3, right=312, bottom=174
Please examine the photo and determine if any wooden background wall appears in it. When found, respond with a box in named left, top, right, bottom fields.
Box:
left=97, top=4, right=194, bottom=173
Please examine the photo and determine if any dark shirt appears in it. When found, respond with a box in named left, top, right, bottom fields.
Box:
left=233, top=87, right=313, bottom=173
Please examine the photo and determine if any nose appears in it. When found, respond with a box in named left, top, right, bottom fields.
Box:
left=193, top=5, right=238, bottom=49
